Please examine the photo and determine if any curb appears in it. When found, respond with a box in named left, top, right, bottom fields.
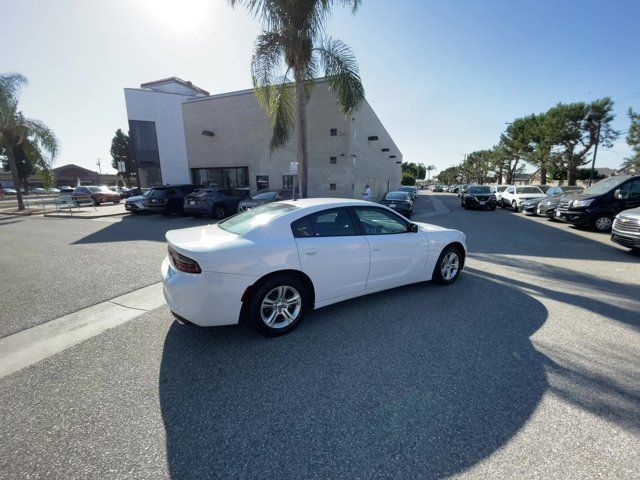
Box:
left=43, top=211, right=129, bottom=219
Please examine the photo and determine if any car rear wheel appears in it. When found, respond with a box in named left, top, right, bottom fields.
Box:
left=593, top=215, right=613, bottom=232
left=433, top=245, right=463, bottom=285
left=213, top=205, right=227, bottom=220
left=248, top=275, right=309, bottom=336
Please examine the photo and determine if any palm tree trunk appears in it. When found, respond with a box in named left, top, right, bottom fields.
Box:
left=294, top=69, right=309, bottom=198
left=5, top=145, right=25, bottom=211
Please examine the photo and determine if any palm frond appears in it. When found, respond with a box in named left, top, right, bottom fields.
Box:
left=315, top=37, right=364, bottom=115
left=253, top=71, right=295, bottom=150
left=251, top=31, right=285, bottom=106
left=24, top=118, right=59, bottom=159
left=0, top=72, right=27, bottom=111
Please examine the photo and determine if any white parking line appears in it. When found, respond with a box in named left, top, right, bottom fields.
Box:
left=0, top=282, right=165, bottom=379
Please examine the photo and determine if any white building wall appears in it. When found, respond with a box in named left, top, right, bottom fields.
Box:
left=182, top=82, right=402, bottom=199
left=123, top=88, right=193, bottom=185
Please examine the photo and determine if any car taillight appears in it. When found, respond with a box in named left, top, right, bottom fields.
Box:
left=168, top=246, right=202, bottom=274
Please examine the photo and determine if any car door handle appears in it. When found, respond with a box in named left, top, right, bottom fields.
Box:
left=305, top=249, right=319, bottom=255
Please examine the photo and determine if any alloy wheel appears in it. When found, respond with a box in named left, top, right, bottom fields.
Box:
left=260, top=285, right=302, bottom=329
left=214, top=206, right=226, bottom=219
left=440, top=252, right=459, bottom=281
left=595, top=216, right=612, bottom=231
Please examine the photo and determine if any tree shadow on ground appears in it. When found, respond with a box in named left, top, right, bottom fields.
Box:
left=159, top=272, right=548, bottom=479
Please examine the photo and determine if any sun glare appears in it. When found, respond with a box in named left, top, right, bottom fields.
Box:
left=139, top=0, right=212, bottom=33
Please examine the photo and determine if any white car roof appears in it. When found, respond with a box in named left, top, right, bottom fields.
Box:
left=279, top=197, right=375, bottom=209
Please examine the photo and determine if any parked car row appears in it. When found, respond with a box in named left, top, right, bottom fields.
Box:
left=438, top=175, right=640, bottom=250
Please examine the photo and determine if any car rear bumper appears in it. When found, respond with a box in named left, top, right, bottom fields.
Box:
left=161, top=257, right=258, bottom=327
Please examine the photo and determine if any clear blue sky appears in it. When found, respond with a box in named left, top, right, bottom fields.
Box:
left=3, top=0, right=639, bottom=175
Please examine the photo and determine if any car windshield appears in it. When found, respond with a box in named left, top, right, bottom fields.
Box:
left=517, top=187, right=543, bottom=194
left=468, top=186, right=491, bottom=194
left=218, top=203, right=298, bottom=235
left=582, top=176, right=630, bottom=195
left=253, top=191, right=279, bottom=200
left=385, top=192, right=409, bottom=200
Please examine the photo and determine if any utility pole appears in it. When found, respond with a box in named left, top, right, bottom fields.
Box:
left=96, top=158, right=102, bottom=185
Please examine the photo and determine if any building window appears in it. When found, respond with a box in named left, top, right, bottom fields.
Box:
left=330, top=128, right=337, bottom=136
left=283, top=175, right=294, bottom=189
left=330, top=156, right=337, bottom=164
left=129, top=120, right=161, bottom=188
left=330, top=183, right=337, bottom=191
left=191, top=167, right=249, bottom=187
left=256, top=175, right=269, bottom=190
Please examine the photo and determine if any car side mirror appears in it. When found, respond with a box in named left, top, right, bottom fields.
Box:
left=409, top=223, right=419, bottom=233
left=613, top=189, right=622, bottom=200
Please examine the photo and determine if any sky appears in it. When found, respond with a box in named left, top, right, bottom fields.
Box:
left=2, top=0, right=639, bottom=176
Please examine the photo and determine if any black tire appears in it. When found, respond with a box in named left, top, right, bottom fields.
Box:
left=511, top=200, right=518, bottom=212
left=248, top=275, right=310, bottom=337
left=593, top=215, right=613, bottom=232
left=212, top=205, right=227, bottom=220
left=500, top=200, right=506, bottom=209
left=432, top=244, right=463, bottom=285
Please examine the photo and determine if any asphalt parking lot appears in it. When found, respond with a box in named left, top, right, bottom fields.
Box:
left=0, top=193, right=639, bottom=479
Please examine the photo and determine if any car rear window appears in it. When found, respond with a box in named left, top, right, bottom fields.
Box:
left=218, top=203, right=298, bottom=235
left=385, top=192, right=409, bottom=201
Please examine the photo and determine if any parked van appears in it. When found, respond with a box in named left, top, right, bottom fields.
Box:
left=553, top=175, right=640, bottom=232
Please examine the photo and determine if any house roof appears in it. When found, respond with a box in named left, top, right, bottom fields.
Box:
left=140, top=77, right=209, bottom=96
left=53, top=164, right=100, bottom=175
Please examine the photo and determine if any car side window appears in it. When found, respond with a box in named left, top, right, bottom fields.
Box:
left=507, top=187, right=514, bottom=194
left=291, top=208, right=356, bottom=238
left=629, top=180, right=640, bottom=199
left=353, top=207, right=409, bottom=235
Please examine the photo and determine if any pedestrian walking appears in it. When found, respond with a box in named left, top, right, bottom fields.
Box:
left=362, top=184, right=372, bottom=201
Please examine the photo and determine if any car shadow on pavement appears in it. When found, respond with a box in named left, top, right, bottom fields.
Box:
left=159, top=272, right=548, bottom=479
left=70, top=214, right=215, bottom=244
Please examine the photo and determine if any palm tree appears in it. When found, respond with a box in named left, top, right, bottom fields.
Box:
left=0, top=73, right=58, bottom=211
left=425, top=164, right=436, bottom=181
left=229, top=0, right=365, bottom=197
left=620, top=154, right=640, bottom=174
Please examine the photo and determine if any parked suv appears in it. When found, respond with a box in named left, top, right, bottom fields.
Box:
left=183, top=187, right=250, bottom=219
left=146, top=185, right=198, bottom=215
left=500, top=185, right=546, bottom=211
left=611, top=207, right=640, bottom=250
left=554, top=175, right=640, bottom=232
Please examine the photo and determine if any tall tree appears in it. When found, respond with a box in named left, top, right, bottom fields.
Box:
left=0, top=73, right=58, bottom=210
left=621, top=108, right=640, bottom=174
left=437, top=166, right=461, bottom=185
left=230, top=0, right=365, bottom=198
left=545, top=98, right=618, bottom=185
left=463, top=150, right=492, bottom=184
left=110, top=128, right=134, bottom=186
left=521, top=113, right=558, bottom=185
left=499, top=117, right=533, bottom=184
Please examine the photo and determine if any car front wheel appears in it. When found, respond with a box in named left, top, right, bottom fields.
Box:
left=511, top=200, right=518, bottom=212
left=213, top=205, right=227, bottom=220
left=593, top=215, right=613, bottom=232
left=433, top=245, right=463, bottom=285
left=248, top=275, right=309, bottom=336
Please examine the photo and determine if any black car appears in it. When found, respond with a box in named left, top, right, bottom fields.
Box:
left=237, top=188, right=297, bottom=212
left=525, top=186, right=584, bottom=216
left=553, top=175, right=640, bottom=232
left=146, top=184, right=199, bottom=215
left=183, top=187, right=250, bottom=219
left=397, top=185, right=418, bottom=200
left=380, top=191, right=413, bottom=218
left=461, top=185, right=497, bottom=210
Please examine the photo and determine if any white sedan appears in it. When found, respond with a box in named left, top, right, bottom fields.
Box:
left=162, top=198, right=467, bottom=336
left=500, top=185, right=546, bottom=211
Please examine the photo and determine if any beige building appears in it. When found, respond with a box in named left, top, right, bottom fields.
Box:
left=181, top=80, right=402, bottom=200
